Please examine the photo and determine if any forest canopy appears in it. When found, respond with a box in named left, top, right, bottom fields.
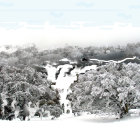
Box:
left=0, top=43, right=140, bottom=120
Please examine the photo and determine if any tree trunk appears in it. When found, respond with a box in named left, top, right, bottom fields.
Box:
left=120, top=103, right=128, bottom=118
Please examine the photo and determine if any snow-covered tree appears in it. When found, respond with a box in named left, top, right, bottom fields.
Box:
left=0, top=65, right=61, bottom=120
left=69, top=63, right=140, bottom=118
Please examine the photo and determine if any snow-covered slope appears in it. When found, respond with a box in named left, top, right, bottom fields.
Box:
left=1, top=114, right=140, bottom=140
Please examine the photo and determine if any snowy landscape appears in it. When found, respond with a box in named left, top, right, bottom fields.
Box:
left=0, top=44, right=140, bottom=140
left=1, top=44, right=140, bottom=120
left=2, top=0, right=140, bottom=140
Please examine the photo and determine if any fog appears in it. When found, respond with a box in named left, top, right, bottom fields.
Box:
left=0, top=22, right=140, bottom=50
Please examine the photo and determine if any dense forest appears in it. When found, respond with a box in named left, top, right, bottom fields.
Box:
left=1, top=42, right=140, bottom=67
left=0, top=43, right=140, bottom=120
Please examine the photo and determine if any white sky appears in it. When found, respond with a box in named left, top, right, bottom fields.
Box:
left=0, top=0, right=140, bottom=49
left=0, top=0, right=140, bottom=26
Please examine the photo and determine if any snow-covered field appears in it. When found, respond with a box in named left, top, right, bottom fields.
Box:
left=0, top=114, right=139, bottom=140
left=0, top=53, right=140, bottom=140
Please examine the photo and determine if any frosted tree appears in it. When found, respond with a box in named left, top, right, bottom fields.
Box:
left=0, top=65, right=61, bottom=120
left=69, top=63, right=140, bottom=118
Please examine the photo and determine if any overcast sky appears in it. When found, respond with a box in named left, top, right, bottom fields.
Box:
left=0, top=0, right=140, bottom=49
left=0, top=0, right=140, bottom=26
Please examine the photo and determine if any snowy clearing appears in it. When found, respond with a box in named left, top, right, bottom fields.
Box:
left=0, top=114, right=140, bottom=140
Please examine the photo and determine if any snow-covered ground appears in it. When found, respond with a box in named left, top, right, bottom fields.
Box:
left=0, top=114, right=140, bottom=140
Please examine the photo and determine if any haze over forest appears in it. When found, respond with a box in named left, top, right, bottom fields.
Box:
left=0, top=0, right=140, bottom=49
left=0, top=23, right=140, bottom=50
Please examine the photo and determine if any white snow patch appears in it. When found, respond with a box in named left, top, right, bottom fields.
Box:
left=129, top=109, right=140, bottom=117
left=55, top=64, right=76, bottom=114
left=45, top=64, right=57, bottom=82
left=80, top=65, right=97, bottom=73
left=45, top=62, right=97, bottom=115
left=59, top=58, right=70, bottom=62
left=90, top=56, right=137, bottom=63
